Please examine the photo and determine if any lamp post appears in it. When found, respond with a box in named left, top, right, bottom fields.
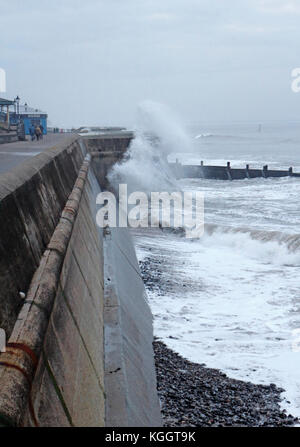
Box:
left=14, top=95, right=20, bottom=122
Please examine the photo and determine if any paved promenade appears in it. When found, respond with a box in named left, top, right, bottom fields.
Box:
left=0, top=133, right=76, bottom=174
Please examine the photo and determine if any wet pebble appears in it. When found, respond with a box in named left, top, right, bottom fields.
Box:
left=153, top=339, right=299, bottom=427
left=140, top=254, right=299, bottom=427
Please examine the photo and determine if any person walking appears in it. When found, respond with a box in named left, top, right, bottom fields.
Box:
left=35, top=125, right=42, bottom=141
left=29, top=124, right=35, bottom=141
left=39, top=124, right=44, bottom=139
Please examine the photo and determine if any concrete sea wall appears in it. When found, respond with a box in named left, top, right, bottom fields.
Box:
left=0, top=135, right=86, bottom=337
left=0, top=134, right=161, bottom=427
left=104, top=228, right=162, bottom=427
left=85, top=132, right=133, bottom=190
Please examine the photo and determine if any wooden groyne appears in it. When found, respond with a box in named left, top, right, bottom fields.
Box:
left=170, top=160, right=300, bottom=180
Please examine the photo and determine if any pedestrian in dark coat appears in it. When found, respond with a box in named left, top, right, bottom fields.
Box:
left=29, top=124, right=35, bottom=141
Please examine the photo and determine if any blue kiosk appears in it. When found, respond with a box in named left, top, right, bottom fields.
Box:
left=9, top=102, right=48, bottom=135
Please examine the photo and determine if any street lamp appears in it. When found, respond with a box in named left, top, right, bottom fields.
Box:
left=14, top=95, right=20, bottom=122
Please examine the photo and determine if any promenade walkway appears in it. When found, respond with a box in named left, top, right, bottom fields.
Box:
left=0, top=133, right=76, bottom=174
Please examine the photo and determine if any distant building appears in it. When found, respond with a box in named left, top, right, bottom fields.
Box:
left=0, top=98, right=48, bottom=135
left=10, top=103, right=48, bottom=135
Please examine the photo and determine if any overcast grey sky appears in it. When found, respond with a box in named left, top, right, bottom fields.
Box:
left=1, top=0, right=300, bottom=127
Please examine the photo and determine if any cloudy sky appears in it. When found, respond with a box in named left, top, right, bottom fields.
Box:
left=1, top=0, right=299, bottom=127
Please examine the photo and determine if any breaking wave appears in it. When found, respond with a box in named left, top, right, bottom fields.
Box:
left=108, top=100, right=193, bottom=194
left=204, top=224, right=300, bottom=253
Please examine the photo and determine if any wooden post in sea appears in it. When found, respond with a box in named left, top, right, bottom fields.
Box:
left=199, top=160, right=205, bottom=179
left=262, top=165, right=268, bottom=178
left=226, top=161, right=232, bottom=180
left=246, top=164, right=250, bottom=179
left=289, top=167, right=293, bottom=176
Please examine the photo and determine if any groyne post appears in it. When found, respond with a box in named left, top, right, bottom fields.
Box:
left=226, top=161, right=232, bottom=180
left=289, top=167, right=293, bottom=176
left=246, top=164, right=250, bottom=179
left=200, top=160, right=205, bottom=179
left=262, top=165, right=268, bottom=178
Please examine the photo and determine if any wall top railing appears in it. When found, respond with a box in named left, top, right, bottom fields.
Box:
left=169, top=160, right=300, bottom=180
